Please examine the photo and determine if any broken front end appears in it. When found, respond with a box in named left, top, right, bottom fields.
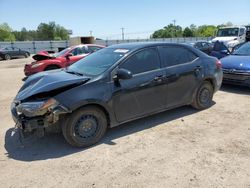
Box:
left=11, top=98, right=70, bottom=136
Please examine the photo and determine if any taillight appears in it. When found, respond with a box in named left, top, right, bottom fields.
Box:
left=216, top=60, right=222, bottom=69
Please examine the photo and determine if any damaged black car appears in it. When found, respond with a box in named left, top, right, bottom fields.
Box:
left=11, top=42, right=223, bottom=147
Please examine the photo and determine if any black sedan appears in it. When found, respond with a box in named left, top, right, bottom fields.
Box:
left=189, top=41, right=213, bottom=55
left=0, top=47, right=30, bottom=60
left=11, top=42, right=223, bottom=147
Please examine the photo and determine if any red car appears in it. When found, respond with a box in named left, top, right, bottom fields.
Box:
left=24, top=44, right=104, bottom=76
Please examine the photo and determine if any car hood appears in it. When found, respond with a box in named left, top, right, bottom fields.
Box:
left=221, top=55, right=250, bottom=70
left=16, top=69, right=90, bottom=101
left=32, top=51, right=55, bottom=61
left=212, top=37, right=237, bottom=43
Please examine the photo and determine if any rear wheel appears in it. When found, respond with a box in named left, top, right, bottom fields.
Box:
left=192, top=81, right=214, bottom=110
left=44, top=65, right=60, bottom=71
left=62, top=106, right=107, bottom=147
left=4, top=54, right=11, bottom=60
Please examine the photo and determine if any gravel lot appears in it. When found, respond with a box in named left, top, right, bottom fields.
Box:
left=0, top=57, right=250, bottom=188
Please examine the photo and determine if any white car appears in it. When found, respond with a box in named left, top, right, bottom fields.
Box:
left=212, top=26, right=246, bottom=49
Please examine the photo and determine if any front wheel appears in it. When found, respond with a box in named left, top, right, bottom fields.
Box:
left=4, top=54, right=11, bottom=60
left=192, top=81, right=214, bottom=110
left=62, top=106, right=107, bottom=147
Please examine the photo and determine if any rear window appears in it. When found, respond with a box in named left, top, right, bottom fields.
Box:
left=159, top=46, right=198, bottom=67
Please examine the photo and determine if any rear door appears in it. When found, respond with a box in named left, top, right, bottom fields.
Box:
left=12, top=47, right=21, bottom=57
left=112, top=47, right=167, bottom=122
left=158, top=45, right=203, bottom=108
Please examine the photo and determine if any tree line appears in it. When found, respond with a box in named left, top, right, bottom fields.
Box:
left=152, top=22, right=235, bottom=38
left=0, top=22, right=69, bottom=41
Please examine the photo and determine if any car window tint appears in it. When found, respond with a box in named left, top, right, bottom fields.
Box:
left=159, top=46, right=198, bottom=67
left=88, top=46, right=102, bottom=53
left=195, top=42, right=202, bottom=48
left=239, top=28, right=245, bottom=36
left=71, top=47, right=87, bottom=55
left=120, top=48, right=160, bottom=75
left=202, top=42, right=209, bottom=47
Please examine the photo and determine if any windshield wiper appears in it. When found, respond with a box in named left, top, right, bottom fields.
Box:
left=65, top=70, right=83, bottom=76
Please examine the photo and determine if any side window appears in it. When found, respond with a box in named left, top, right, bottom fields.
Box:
left=71, top=47, right=87, bottom=56
left=88, top=46, right=102, bottom=53
left=202, top=42, right=209, bottom=47
left=239, top=28, right=245, bottom=36
left=195, top=42, right=202, bottom=48
left=159, top=46, right=198, bottom=67
left=120, top=48, right=160, bottom=75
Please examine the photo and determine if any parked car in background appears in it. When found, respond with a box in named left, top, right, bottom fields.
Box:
left=0, top=47, right=30, bottom=60
left=24, top=44, right=104, bottom=76
left=210, top=41, right=230, bottom=59
left=221, top=42, right=250, bottom=87
left=11, top=42, right=223, bottom=147
left=189, top=41, right=213, bottom=55
left=212, top=26, right=246, bottom=49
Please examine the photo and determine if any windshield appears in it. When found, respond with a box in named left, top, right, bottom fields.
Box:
left=67, top=48, right=128, bottom=76
left=53, top=47, right=71, bottom=57
left=232, top=42, right=250, bottom=56
left=217, top=28, right=239, bottom=37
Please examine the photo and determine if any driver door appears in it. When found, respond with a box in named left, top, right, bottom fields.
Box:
left=111, top=47, right=167, bottom=122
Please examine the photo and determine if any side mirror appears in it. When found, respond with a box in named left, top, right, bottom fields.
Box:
left=65, top=53, right=73, bottom=60
left=114, top=68, right=132, bottom=80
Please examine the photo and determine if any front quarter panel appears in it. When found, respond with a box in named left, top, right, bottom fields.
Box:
left=54, top=79, right=117, bottom=125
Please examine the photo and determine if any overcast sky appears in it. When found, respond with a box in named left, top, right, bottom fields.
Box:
left=0, top=0, right=250, bottom=39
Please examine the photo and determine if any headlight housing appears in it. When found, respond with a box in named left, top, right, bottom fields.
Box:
left=16, top=98, right=59, bottom=117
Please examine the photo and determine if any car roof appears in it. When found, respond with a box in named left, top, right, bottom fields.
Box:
left=106, top=42, right=193, bottom=50
left=70, top=44, right=104, bottom=49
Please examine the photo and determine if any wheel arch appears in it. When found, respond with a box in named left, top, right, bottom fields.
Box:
left=203, top=77, right=216, bottom=92
left=72, top=102, right=112, bottom=128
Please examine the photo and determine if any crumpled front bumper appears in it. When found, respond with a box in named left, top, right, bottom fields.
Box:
left=11, top=101, right=69, bottom=132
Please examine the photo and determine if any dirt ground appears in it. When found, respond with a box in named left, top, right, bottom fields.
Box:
left=0, top=57, right=249, bottom=188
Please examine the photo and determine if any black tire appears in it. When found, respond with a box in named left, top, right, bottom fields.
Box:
left=192, top=81, right=214, bottom=110
left=24, top=52, right=29, bottom=58
left=62, top=106, right=107, bottom=147
left=4, top=54, right=11, bottom=60
left=44, top=65, right=60, bottom=71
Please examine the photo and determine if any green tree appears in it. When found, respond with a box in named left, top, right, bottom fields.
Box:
left=0, top=23, right=15, bottom=41
left=183, top=27, right=194, bottom=37
left=152, top=24, right=183, bottom=38
left=55, top=25, right=69, bottom=40
left=197, top=25, right=217, bottom=37
left=37, top=22, right=56, bottom=40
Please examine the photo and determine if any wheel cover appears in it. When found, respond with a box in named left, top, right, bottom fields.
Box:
left=5, top=54, right=10, bottom=59
left=199, top=88, right=210, bottom=104
left=74, top=115, right=98, bottom=139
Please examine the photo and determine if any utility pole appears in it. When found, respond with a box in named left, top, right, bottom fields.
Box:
left=89, top=30, right=93, bottom=37
left=121, top=27, right=125, bottom=40
left=172, top=19, right=176, bottom=38
left=172, top=19, right=176, bottom=26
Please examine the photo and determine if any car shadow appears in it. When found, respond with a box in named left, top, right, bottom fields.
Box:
left=4, top=105, right=207, bottom=162
left=220, top=84, right=250, bottom=94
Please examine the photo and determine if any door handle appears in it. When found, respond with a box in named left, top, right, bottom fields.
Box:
left=153, top=75, right=165, bottom=82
